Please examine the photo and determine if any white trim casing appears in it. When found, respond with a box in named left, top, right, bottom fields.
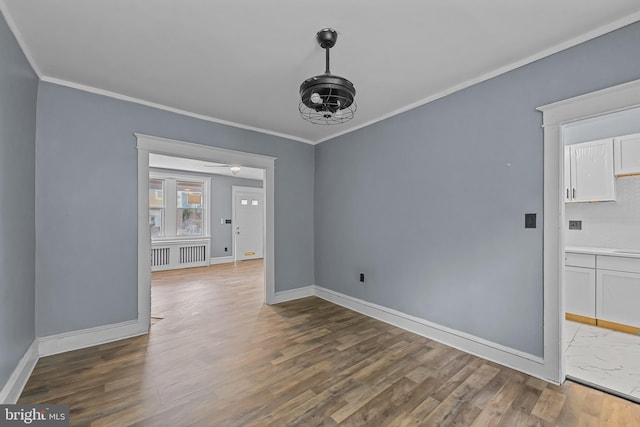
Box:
left=537, top=78, right=640, bottom=384
left=136, top=133, right=277, bottom=304
left=0, top=341, right=38, bottom=404
left=138, top=145, right=152, bottom=331
left=313, top=286, right=551, bottom=383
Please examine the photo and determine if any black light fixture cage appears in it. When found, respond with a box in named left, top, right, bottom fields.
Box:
left=299, top=28, right=356, bottom=125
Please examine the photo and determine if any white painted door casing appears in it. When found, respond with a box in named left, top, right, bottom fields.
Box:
left=136, top=133, right=277, bottom=308
left=538, top=77, right=640, bottom=385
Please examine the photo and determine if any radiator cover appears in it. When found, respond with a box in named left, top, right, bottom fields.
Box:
left=151, top=238, right=210, bottom=271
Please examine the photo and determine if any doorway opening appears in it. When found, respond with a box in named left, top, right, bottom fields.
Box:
left=561, top=108, right=640, bottom=402
left=537, top=78, right=640, bottom=390
left=136, top=134, right=276, bottom=333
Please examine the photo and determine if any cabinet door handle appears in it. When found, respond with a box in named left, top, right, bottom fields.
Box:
left=573, top=188, right=576, bottom=199
left=566, top=189, right=569, bottom=199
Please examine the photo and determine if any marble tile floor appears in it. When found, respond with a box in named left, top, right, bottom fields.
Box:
left=565, top=320, right=640, bottom=402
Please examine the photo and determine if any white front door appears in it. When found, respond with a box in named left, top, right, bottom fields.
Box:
left=233, top=187, right=264, bottom=261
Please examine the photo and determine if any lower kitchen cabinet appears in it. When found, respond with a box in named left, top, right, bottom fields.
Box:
left=596, top=268, right=640, bottom=328
left=565, top=266, right=596, bottom=319
left=566, top=252, right=640, bottom=331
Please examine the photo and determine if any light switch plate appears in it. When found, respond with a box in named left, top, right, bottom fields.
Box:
left=525, top=213, right=536, bottom=228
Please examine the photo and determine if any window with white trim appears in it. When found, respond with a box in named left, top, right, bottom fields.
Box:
left=149, top=173, right=209, bottom=239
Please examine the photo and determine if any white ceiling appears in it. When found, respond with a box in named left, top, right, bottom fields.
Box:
left=2, top=1, right=640, bottom=144
left=149, top=153, right=264, bottom=181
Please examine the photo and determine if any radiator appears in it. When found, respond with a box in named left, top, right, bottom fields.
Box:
left=151, top=238, right=210, bottom=271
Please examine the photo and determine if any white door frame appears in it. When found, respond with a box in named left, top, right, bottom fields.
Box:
left=537, top=78, right=640, bottom=383
left=136, top=134, right=277, bottom=333
left=231, top=186, right=265, bottom=261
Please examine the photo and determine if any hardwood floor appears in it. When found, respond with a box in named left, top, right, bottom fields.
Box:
left=19, top=260, right=640, bottom=426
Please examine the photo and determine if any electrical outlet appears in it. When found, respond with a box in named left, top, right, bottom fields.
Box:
left=359, top=273, right=365, bottom=283
left=224, top=247, right=228, bottom=252
left=568, top=220, right=582, bottom=230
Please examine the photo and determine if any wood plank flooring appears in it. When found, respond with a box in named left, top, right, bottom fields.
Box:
left=19, top=260, right=640, bottom=426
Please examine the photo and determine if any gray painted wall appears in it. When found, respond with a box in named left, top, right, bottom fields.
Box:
left=35, top=82, right=314, bottom=337
left=315, top=22, right=640, bottom=357
left=149, top=167, right=263, bottom=258
left=0, top=13, right=38, bottom=389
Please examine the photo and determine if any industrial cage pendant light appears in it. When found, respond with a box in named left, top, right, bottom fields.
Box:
left=299, top=28, right=356, bottom=125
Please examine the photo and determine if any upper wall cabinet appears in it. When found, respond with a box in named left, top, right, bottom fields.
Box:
left=614, top=132, right=640, bottom=176
left=564, top=138, right=616, bottom=203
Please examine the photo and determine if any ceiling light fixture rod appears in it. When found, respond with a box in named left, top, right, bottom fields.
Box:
left=325, top=46, right=330, bottom=74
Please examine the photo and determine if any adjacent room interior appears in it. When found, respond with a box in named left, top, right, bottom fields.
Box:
left=146, top=153, right=266, bottom=325
left=561, top=108, right=640, bottom=401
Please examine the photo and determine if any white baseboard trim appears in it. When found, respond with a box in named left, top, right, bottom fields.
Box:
left=38, top=319, right=148, bottom=357
left=313, top=286, right=554, bottom=384
left=271, top=286, right=315, bottom=304
left=210, top=256, right=234, bottom=265
left=0, top=340, right=39, bottom=404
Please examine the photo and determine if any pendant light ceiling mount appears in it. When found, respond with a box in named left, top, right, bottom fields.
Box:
left=299, top=28, right=356, bottom=125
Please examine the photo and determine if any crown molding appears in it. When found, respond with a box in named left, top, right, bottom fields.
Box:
left=40, top=76, right=315, bottom=145
left=0, top=0, right=43, bottom=77
left=315, top=12, right=640, bottom=145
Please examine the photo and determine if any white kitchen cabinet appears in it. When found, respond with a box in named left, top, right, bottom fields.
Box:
left=565, top=253, right=596, bottom=319
left=564, top=146, right=572, bottom=202
left=566, top=251, right=640, bottom=328
left=564, top=138, right=616, bottom=202
left=565, top=266, right=596, bottom=318
left=596, top=255, right=640, bottom=328
left=614, top=132, right=640, bottom=176
left=596, top=268, right=640, bottom=328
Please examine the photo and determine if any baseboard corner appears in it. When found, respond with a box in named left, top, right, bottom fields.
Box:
left=210, top=256, right=234, bottom=265
left=38, top=319, right=148, bottom=357
left=0, top=340, right=39, bottom=404
left=271, top=285, right=315, bottom=304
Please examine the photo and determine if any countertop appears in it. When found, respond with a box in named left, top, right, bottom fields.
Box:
left=566, top=246, right=640, bottom=259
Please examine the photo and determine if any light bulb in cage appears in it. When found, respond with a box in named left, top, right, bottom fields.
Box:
left=299, top=28, right=356, bottom=125
left=310, top=92, right=322, bottom=104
